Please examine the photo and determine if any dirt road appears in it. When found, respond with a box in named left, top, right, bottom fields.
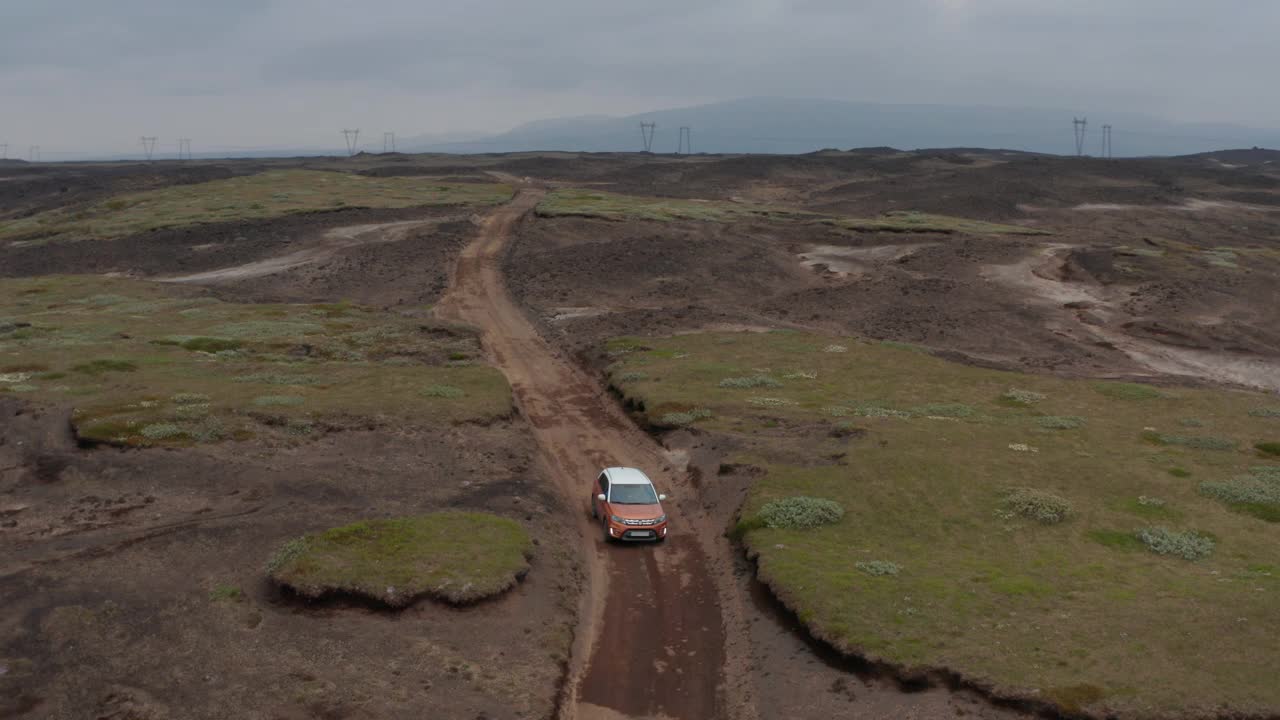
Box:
left=435, top=189, right=737, bottom=720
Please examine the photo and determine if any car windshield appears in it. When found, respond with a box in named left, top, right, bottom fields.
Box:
left=610, top=484, right=658, bottom=504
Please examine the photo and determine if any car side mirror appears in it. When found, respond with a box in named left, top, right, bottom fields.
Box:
left=597, top=493, right=606, bottom=502
left=658, top=494, right=667, bottom=501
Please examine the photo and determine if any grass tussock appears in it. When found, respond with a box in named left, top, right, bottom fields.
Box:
left=266, top=513, right=532, bottom=606
left=1144, top=432, right=1237, bottom=451
left=1093, top=381, right=1166, bottom=400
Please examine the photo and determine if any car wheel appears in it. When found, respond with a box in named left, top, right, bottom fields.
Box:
left=602, top=521, right=612, bottom=544
left=590, top=502, right=597, bottom=520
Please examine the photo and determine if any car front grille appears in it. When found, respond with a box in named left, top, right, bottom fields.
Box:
left=622, top=517, right=660, bottom=526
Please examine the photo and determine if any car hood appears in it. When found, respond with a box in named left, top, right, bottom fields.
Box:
left=609, top=503, right=663, bottom=520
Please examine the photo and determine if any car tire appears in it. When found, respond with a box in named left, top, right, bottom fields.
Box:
left=602, top=522, right=612, bottom=544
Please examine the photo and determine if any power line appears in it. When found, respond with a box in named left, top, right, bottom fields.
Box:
left=677, top=126, right=692, bottom=155
left=341, top=129, right=360, bottom=156
left=177, top=138, right=193, bottom=161
left=1072, top=117, right=1087, bottom=157
left=1101, top=124, right=1113, bottom=159
left=639, top=122, right=656, bottom=152
left=382, top=132, right=396, bottom=153
left=29, top=146, right=40, bottom=162
left=0, top=143, right=7, bottom=160
left=139, top=136, right=158, bottom=161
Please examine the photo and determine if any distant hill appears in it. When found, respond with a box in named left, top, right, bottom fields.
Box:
left=408, top=97, right=1280, bottom=158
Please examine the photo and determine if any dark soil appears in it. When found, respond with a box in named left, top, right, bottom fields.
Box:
left=1, top=206, right=460, bottom=280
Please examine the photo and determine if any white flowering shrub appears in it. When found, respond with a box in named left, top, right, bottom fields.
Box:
left=140, top=423, right=186, bottom=440
left=1200, top=467, right=1280, bottom=505
left=853, top=404, right=912, bottom=419
left=253, top=395, right=304, bottom=407
left=1136, top=527, right=1214, bottom=560
left=823, top=344, right=848, bottom=353
left=856, top=560, right=901, bottom=576
left=747, top=397, right=797, bottom=408
left=998, top=487, right=1072, bottom=524
left=719, top=375, right=782, bottom=389
left=758, top=496, right=845, bottom=529
left=170, top=392, right=211, bottom=404
left=1001, top=388, right=1046, bottom=405
left=1037, top=416, right=1085, bottom=430
left=1137, top=495, right=1166, bottom=507
left=783, top=370, right=817, bottom=380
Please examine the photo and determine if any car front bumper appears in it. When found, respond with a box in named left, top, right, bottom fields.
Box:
left=607, top=522, right=668, bottom=541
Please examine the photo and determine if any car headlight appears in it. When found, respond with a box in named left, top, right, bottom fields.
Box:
left=655, top=515, right=667, bottom=523
left=610, top=515, right=623, bottom=523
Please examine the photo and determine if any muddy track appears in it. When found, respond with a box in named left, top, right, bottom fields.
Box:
left=159, top=217, right=451, bottom=284
left=984, top=244, right=1280, bottom=392
left=436, top=189, right=755, bottom=720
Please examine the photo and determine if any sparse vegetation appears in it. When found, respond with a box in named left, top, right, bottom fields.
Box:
left=855, top=560, right=901, bottom=576
left=1, top=170, right=514, bottom=243
left=267, top=513, right=532, bottom=606
left=1093, top=381, right=1165, bottom=400
left=719, top=375, right=782, bottom=389
left=910, top=402, right=974, bottom=418
left=656, top=408, right=712, bottom=427
left=209, top=585, right=244, bottom=602
left=1145, top=432, right=1237, bottom=451
left=72, top=359, right=138, bottom=375
left=421, top=384, right=465, bottom=399
left=1249, top=407, right=1280, bottom=418
left=1037, top=415, right=1085, bottom=430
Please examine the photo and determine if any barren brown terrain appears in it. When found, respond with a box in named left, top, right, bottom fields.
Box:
left=3, top=147, right=1280, bottom=719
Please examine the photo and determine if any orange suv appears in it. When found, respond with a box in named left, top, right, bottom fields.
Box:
left=590, top=467, right=668, bottom=542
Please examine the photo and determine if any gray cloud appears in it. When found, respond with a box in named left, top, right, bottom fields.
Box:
left=2, top=0, right=1277, bottom=156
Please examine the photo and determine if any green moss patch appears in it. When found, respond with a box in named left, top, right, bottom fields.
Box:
left=0, top=276, right=512, bottom=447
left=535, top=188, right=1048, bottom=236
left=267, top=513, right=532, bottom=606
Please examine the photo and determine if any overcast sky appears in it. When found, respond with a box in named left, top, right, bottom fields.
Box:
left=4, top=0, right=1278, bottom=157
